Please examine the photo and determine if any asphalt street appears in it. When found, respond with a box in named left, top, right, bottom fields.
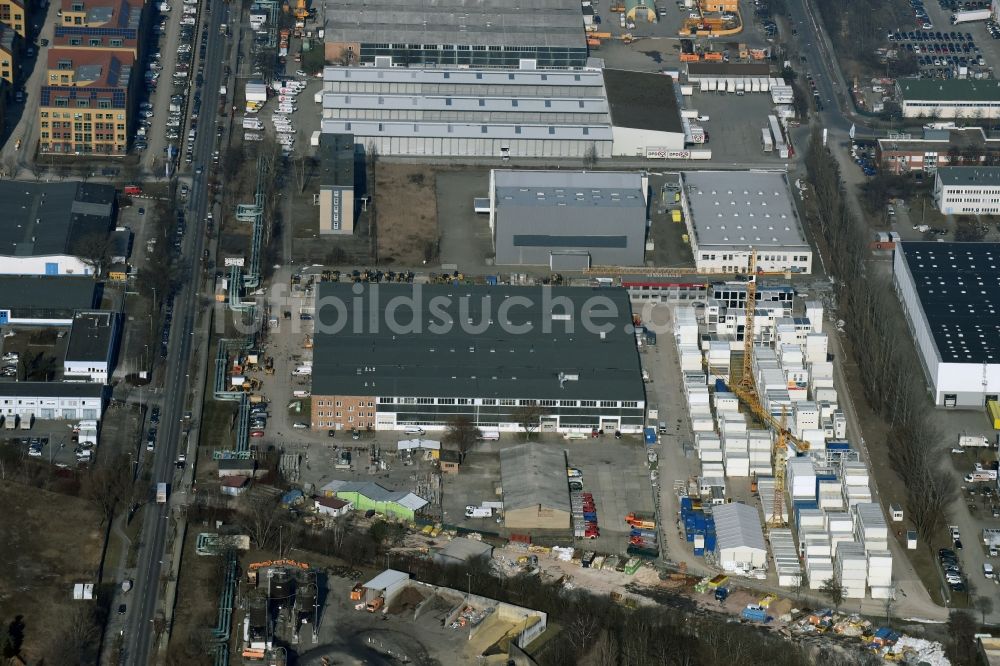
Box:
left=120, top=0, right=230, bottom=662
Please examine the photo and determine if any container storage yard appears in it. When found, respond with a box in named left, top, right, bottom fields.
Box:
left=665, top=273, right=894, bottom=600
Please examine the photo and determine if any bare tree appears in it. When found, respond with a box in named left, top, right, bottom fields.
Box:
left=512, top=403, right=548, bottom=440
left=820, top=573, right=845, bottom=610
left=583, top=142, right=598, bottom=169
left=43, top=603, right=99, bottom=664
left=443, top=415, right=481, bottom=461
left=82, top=453, right=135, bottom=525
left=240, top=492, right=282, bottom=549
left=73, top=231, right=114, bottom=277
left=974, top=593, right=994, bottom=625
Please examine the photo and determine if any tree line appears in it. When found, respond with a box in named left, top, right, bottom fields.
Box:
left=804, top=128, right=956, bottom=547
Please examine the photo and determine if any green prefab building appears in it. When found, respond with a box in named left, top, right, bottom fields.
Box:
left=320, top=480, right=428, bottom=521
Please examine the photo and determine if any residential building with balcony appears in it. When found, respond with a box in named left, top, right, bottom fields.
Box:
left=38, top=48, right=133, bottom=156
left=0, top=0, right=26, bottom=38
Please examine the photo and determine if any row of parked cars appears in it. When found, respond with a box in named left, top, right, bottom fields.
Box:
left=1, top=351, right=18, bottom=378
left=909, top=0, right=934, bottom=29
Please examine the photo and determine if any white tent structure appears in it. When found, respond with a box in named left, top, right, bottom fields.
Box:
left=713, top=503, right=768, bottom=573
left=396, top=438, right=441, bottom=451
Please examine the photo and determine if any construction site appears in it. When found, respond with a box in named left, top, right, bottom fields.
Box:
left=239, top=559, right=322, bottom=663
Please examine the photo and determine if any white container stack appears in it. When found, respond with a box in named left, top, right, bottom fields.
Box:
left=678, top=344, right=703, bottom=372
left=713, top=391, right=740, bottom=413
left=835, top=541, right=868, bottom=599
left=757, top=477, right=780, bottom=525
left=818, top=480, right=844, bottom=510
left=867, top=549, right=893, bottom=594
left=842, top=462, right=872, bottom=507
left=807, top=558, right=834, bottom=590
left=706, top=341, right=730, bottom=369
left=748, top=429, right=773, bottom=476
left=794, top=401, right=820, bottom=437
left=696, top=433, right=722, bottom=460
left=827, top=511, right=854, bottom=546
left=805, top=301, right=824, bottom=333
left=854, top=503, right=889, bottom=552
left=674, top=306, right=699, bottom=345
left=770, top=528, right=804, bottom=587
left=787, top=458, right=817, bottom=501
left=805, top=332, right=828, bottom=363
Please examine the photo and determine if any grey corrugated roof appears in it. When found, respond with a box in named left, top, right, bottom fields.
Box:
left=65, top=311, right=117, bottom=363
left=602, top=69, right=683, bottom=134
left=0, top=181, right=116, bottom=257
left=0, top=276, right=98, bottom=317
left=323, top=0, right=584, bottom=49
left=935, top=166, right=1000, bottom=187
left=0, top=382, right=106, bottom=398
left=324, top=93, right=609, bottom=115
left=323, top=67, right=605, bottom=87
left=897, top=241, right=1000, bottom=364
left=493, top=170, right=644, bottom=207
left=322, top=120, right=612, bottom=141
left=712, top=502, right=767, bottom=554
left=320, top=480, right=428, bottom=510
left=310, top=283, right=645, bottom=401
left=499, top=444, right=570, bottom=513
left=681, top=171, right=808, bottom=250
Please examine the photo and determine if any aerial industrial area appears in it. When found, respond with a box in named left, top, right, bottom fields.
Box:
left=3, top=0, right=1000, bottom=664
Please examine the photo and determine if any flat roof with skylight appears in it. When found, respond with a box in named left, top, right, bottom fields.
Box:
left=680, top=170, right=808, bottom=250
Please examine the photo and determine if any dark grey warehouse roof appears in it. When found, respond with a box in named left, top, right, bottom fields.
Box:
left=0, top=181, right=116, bottom=257
left=0, top=382, right=106, bottom=398
left=323, top=0, right=585, bottom=49
left=897, top=242, right=1000, bottom=364
left=319, top=133, right=356, bottom=189
left=65, top=311, right=118, bottom=363
left=311, top=283, right=645, bottom=401
left=0, top=276, right=99, bottom=318
left=602, top=69, right=683, bottom=134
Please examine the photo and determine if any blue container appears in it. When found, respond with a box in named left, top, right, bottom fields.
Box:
left=685, top=531, right=695, bottom=542
left=680, top=497, right=693, bottom=512
left=645, top=330, right=657, bottom=346
left=644, top=427, right=657, bottom=445
left=827, top=440, right=850, bottom=450
left=486, top=275, right=498, bottom=286
left=705, top=535, right=717, bottom=551
left=715, top=378, right=728, bottom=392
left=792, top=499, right=818, bottom=511
left=693, top=547, right=705, bottom=557
left=694, top=515, right=707, bottom=529
left=583, top=513, right=597, bottom=521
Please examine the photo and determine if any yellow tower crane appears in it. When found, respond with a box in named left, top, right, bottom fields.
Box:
left=726, top=249, right=810, bottom=528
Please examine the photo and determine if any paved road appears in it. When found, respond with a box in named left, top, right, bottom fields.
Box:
left=120, top=1, right=229, bottom=663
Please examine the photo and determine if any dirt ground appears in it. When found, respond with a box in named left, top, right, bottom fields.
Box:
left=165, top=527, right=227, bottom=665
left=375, top=164, right=441, bottom=266
left=0, top=483, right=104, bottom=660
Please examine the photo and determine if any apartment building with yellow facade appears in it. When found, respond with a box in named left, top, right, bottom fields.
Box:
left=0, top=23, right=16, bottom=85
left=0, top=0, right=27, bottom=38
left=36, top=0, right=145, bottom=156
left=39, top=49, right=133, bottom=155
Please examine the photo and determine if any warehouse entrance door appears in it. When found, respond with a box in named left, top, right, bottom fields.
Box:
left=540, top=417, right=557, bottom=432
left=600, top=418, right=619, bottom=432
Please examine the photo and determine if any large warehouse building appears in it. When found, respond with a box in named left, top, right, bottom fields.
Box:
left=0, top=181, right=117, bottom=276
left=895, top=78, right=1000, bottom=119
left=321, top=66, right=613, bottom=159
left=322, top=0, right=587, bottom=68
left=319, top=66, right=685, bottom=160
left=0, top=276, right=99, bottom=325
left=500, top=444, right=571, bottom=531
left=309, top=283, right=646, bottom=433
left=488, top=170, right=649, bottom=269
left=679, top=170, right=813, bottom=274
left=894, top=242, right=1000, bottom=407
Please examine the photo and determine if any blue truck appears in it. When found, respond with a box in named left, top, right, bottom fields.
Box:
left=643, top=427, right=657, bottom=445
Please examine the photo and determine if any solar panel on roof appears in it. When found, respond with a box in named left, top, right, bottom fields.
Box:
left=54, top=26, right=136, bottom=38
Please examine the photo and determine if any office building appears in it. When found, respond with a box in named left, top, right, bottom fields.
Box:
left=679, top=170, right=812, bottom=274
left=933, top=166, right=1000, bottom=214
left=317, top=133, right=356, bottom=235
left=0, top=276, right=100, bottom=325
left=63, top=310, right=120, bottom=383
left=876, top=126, right=1000, bottom=174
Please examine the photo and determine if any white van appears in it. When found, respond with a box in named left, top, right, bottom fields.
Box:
left=403, top=426, right=425, bottom=436
left=480, top=430, right=500, bottom=441
left=564, top=432, right=587, bottom=441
